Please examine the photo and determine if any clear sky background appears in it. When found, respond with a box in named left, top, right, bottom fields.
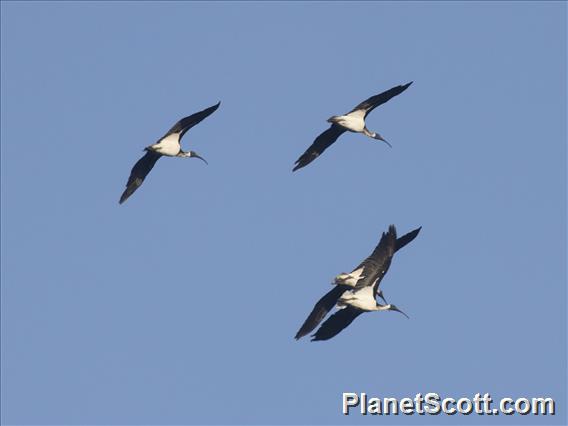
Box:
left=1, top=2, right=566, bottom=425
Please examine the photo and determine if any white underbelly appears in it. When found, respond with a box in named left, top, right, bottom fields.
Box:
left=338, top=290, right=376, bottom=311
left=151, top=134, right=181, bottom=156
left=344, top=297, right=376, bottom=311
left=335, top=115, right=365, bottom=132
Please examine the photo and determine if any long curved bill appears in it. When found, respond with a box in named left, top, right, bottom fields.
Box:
left=391, top=305, right=410, bottom=319
left=193, top=153, right=208, bottom=165
left=375, top=134, right=393, bottom=148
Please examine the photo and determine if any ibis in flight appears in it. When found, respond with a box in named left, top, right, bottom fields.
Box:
left=119, top=102, right=220, bottom=204
left=292, top=82, right=412, bottom=172
left=295, top=224, right=421, bottom=341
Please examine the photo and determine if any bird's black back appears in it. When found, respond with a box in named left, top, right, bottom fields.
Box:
left=352, top=225, right=422, bottom=296
left=352, top=225, right=398, bottom=292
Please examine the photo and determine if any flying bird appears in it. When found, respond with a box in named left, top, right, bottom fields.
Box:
left=119, top=102, right=220, bottom=204
left=292, top=82, right=412, bottom=172
left=295, top=225, right=421, bottom=341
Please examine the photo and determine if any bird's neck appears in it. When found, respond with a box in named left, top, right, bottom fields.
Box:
left=363, top=127, right=376, bottom=138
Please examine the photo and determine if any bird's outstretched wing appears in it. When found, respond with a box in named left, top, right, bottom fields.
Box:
left=119, top=150, right=162, bottom=204
left=295, top=285, right=349, bottom=340
left=350, top=225, right=422, bottom=295
left=163, top=102, right=221, bottom=140
left=395, top=226, right=422, bottom=252
left=311, top=306, right=364, bottom=341
left=292, top=124, right=347, bottom=172
left=352, top=225, right=398, bottom=292
left=348, top=82, right=413, bottom=118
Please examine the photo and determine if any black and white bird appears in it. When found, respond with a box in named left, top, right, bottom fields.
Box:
left=292, top=82, right=412, bottom=172
left=295, top=225, right=421, bottom=341
left=119, top=102, right=220, bottom=204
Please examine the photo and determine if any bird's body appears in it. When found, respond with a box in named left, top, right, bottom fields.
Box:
left=338, top=286, right=380, bottom=311
left=119, top=102, right=220, bottom=204
left=295, top=225, right=421, bottom=341
left=327, top=114, right=366, bottom=133
left=337, top=284, right=402, bottom=313
left=148, top=133, right=185, bottom=157
left=292, top=82, right=412, bottom=171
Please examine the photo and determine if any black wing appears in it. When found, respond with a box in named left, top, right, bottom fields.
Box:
left=163, top=102, right=220, bottom=140
left=352, top=225, right=398, bottom=292
left=119, top=150, right=162, bottom=204
left=348, top=82, right=413, bottom=118
left=292, top=124, right=347, bottom=172
left=295, top=285, right=348, bottom=340
left=395, top=226, right=422, bottom=252
left=311, top=306, right=364, bottom=341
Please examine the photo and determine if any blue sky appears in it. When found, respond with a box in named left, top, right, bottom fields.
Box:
left=1, top=2, right=566, bottom=425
